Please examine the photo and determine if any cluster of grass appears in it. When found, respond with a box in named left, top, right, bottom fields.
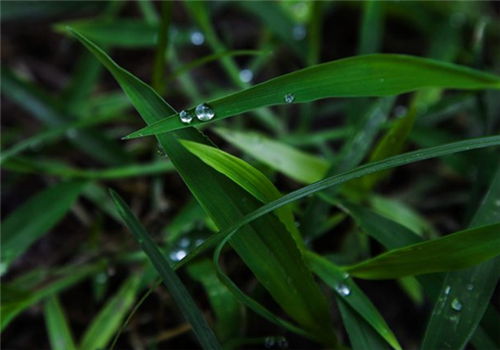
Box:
left=1, top=1, right=499, bottom=349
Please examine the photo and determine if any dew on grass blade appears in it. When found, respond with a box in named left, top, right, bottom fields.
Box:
left=451, top=298, right=462, bottom=311
left=170, top=249, right=187, bottom=262
left=190, top=31, right=204, bottom=46
left=335, top=283, right=351, bottom=296
left=444, top=285, right=451, bottom=295
left=179, top=110, right=193, bottom=124
left=239, top=69, right=253, bottom=83
left=195, top=103, right=215, bottom=121
left=265, top=336, right=288, bottom=349
left=284, top=93, right=295, bottom=104
left=292, top=25, right=306, bottom=40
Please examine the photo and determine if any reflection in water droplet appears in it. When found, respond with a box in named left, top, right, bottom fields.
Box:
left=170, top=250, right=187, bottom=262
left=292, top=25, right=306, bottom=40
left=284, top=93, right=295, bottom=104
left=444, top=285, right=451, bottom=295
left=451, top=298, right=462, bottom=311
left=342, top=272, right=350, bottom=279
left=195, top=103, right=215, bottom=121
left=239, top=69, right=253, bottom=83
left=179, top=110, right=193, bottom=124
left=190, top=31, right=205, bottom=46
left=335, top=283, right=351, bottom=296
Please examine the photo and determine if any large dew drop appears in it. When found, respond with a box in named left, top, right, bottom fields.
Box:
left=195, top=103, right=215, bottom=121
left=451, top=298, right=462, bottom=312
left=284, top=93, right=295, bottom=104
left=335, top=283, right=351, bottom=296
left=179, top=110, right=193, bottom=124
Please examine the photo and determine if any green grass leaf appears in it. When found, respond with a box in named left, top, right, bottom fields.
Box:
left=422, top=166, right=500, bottom=350
left=345, top=223, right=500, bottom=279
left=214, top=128, right=329, bottom=184
left=180, top=139, right=302, bottom=248
left=187, top=259, right=244, bottom=342
left=71, top=28, right=337, bottom=344
left=43, top=295, right=77, bottom=350
left=125, top=54, right=500, bottom=138
left=1, top=180, right=87, bottom=274
left=110, top=190, right=222, bottom=350
left=79, top=274, right=142, bottom=350
left=306, top=251, right=401, bottom=350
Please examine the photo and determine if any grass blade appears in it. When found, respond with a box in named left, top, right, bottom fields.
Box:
left=345, top=224, right=500, bottom=279
left=79, top=274, right=142, bottom=350
left=125, top=54, right=500, bottom=138
left=110, top=190, right=222, bottom=350
left=180, top=139, right=302, bottom=248
left=43, top=295, right=77, bottom=350
left=1, top=180, right=87, bottom=274
left=214, top=128, right=329, bottom=184
left=71, top=28, right=337, bottom=344
left=306, top=251, right=401, bottom=350
left=422, top=166, right=500, bottom=350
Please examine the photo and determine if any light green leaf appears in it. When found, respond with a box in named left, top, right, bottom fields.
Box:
left=79, top=274, right=142, bottom=350
left=43, top=295, right=77, bottom=350
left=214, top=128, right=329, bottom=184
left=125, top=54, right=500, bottom=138
left=345, top=224, right=500, bottom=279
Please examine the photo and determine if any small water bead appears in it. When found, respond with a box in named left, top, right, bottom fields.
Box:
left=292, top=25, right=306, bottom=40
left=179, top=110, right=193, bottom=124
left=444, top=285, right=451, bottom=295
left=190, top=31, right=205, bottom=46
left=195, top=103, right=215, bottom=121
left=284, top=93, right=295, bottom=104
left=265, top=336, right=288, bottom=349
left=170, top=249, right=187, bottom=262
left=451, top=298, right=463, bottom=312
left=466, top=284, right=474, bottom=291
left=335, top=283, right=351, bottom=296
left=239, top=69, right=253, bottom=83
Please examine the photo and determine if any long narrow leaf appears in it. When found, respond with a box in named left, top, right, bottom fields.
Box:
left=125, top=54, right=500, bottom=138
left=110, top=190, right=222, bottom=350
left=345, top=224, right=500, bottom=279
left=43, top=295, right=77, bottom=350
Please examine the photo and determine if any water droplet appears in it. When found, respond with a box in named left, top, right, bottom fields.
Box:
left=292, top=25, right=306, bottom=40
left=451, top=298, right=462, bottom=311
left=194, top=239, right=204, bottom=246
left=335, top=283, right=351, bottom=296
left=66, top=128, right=78, bottom=139
left=156, top=145, right=166, bottom=156
left=284, top=93, right=295, bottom=104
left=239, top=69, right=253, bottom=83
left=195, top=103, right=215, bottom=121
left=495, top=199, right=500, bottom=207
left=466, top=284, right=474, bottom=291
left=342, top=272, right=350, bottom=280
left=170, top=249, right=187, bottom=262
left=444, top=285, right=451, bottom=295
left=178, top=238, right=190, bottom=248
left=265, top=336, right=288, bottom=349
left=179, top=110, right=193, bottom=124
left=190, top=31, right=205, bottom=46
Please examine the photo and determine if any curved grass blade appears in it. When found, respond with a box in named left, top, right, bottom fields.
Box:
left=1, top=181, right=87, bottom=274
left=214, top=128, right=329, bottom=184
left=184, top=136, right=500, bottom=263
left=125, top=54, right=500, bottom=138
left=422, top=166, right=500, bottom=350
left=79, top=274, right=142, bottom=350
left=110, top=190, right=222, bottom=350
left=345, top=224, right=500, bottom=279
left=72, top=29, right=336, bottom=344
left=180, top=139, right=302, bottom=248
left=305, top=251, right=401, bottom=350
left=43, top=295, right=77, bottom=350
